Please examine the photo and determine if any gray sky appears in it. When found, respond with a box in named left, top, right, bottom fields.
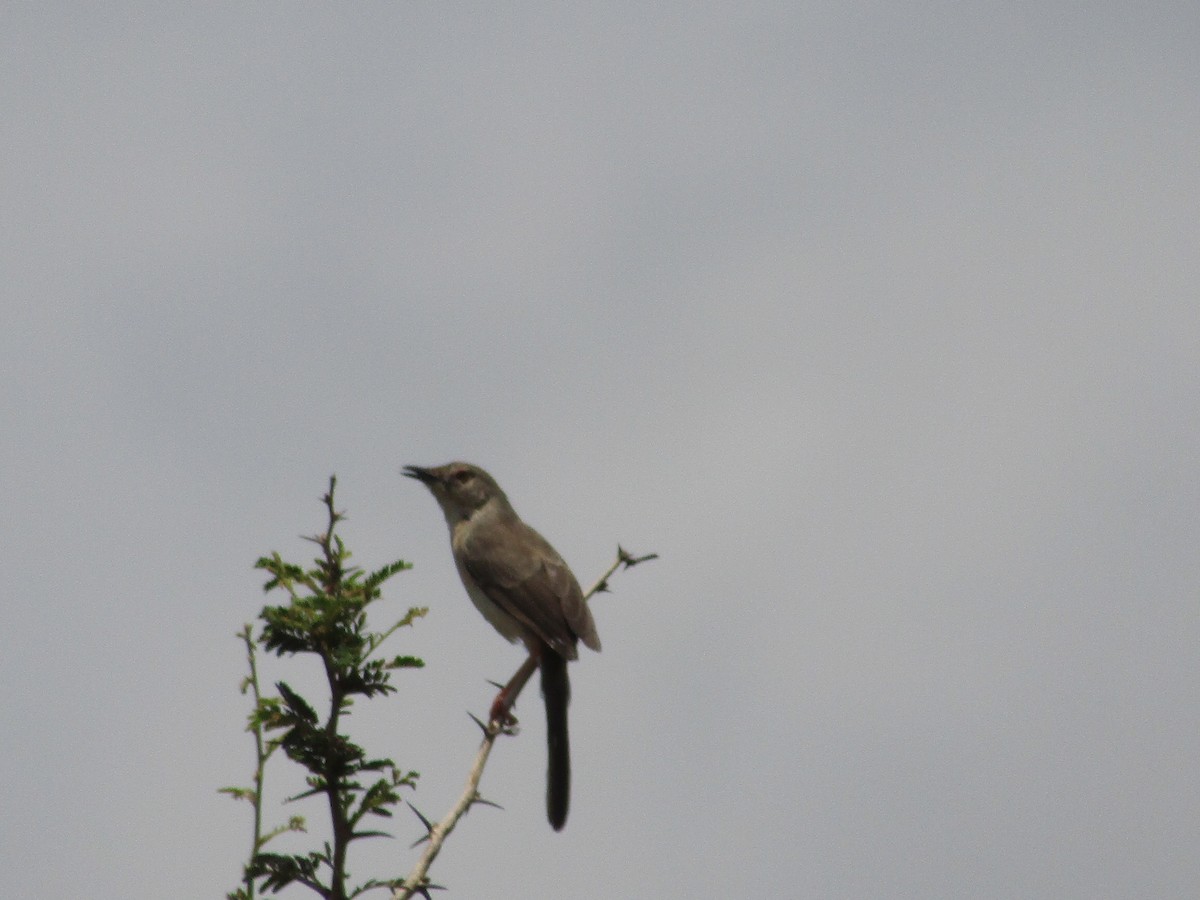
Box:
left=3, top=4, right=1198, bottom=898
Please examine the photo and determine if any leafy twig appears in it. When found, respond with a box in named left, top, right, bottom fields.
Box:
left=226, top=476, right=424, bottom=900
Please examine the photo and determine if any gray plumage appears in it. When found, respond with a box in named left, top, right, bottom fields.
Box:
left=403, top=461, right=599, bottom=830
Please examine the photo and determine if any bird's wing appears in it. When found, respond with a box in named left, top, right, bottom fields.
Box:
left=461, top=520, right=600, bottom=658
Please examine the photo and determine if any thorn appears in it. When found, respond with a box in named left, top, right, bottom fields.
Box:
left=485, top=679, right=506, bottom=691
left=407, top=801, right=435, bottom=834
left=623, top=548, right=659, bottom=568
left=471, top=794, right=504, bottom=810
left=467, top=711, right=489, bottom=735
left=398, top=881, right=445, bottom=899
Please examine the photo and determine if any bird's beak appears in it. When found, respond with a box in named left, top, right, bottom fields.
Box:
left=402, top=465, right=437, bottom=484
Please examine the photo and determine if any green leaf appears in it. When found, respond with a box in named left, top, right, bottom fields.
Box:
left=276, top=682, right=318, bottom=724
left=396, top=606, right=429, bottom=629
left=248, top=851, right=327, bottom=893
left=388, top=655, right=425, bottom=670
left=219, top=786, right=257, bottom=803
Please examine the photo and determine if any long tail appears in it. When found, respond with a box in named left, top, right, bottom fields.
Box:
left=540, top=649, right=571, bottom=830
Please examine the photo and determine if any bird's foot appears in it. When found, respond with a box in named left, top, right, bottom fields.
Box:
left=489, top=690, right=519, bottom=730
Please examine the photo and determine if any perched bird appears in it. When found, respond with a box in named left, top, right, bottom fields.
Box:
left=403, top=462, right=600, bottom=830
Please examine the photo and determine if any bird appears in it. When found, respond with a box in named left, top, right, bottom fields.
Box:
left=403, top=462, right=600, bottom=830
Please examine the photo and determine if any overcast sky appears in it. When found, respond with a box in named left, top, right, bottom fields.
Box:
left=3, top=4, right=1198, bottom=898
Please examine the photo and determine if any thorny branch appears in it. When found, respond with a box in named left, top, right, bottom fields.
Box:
left=391, top=546, right=656, bottom=900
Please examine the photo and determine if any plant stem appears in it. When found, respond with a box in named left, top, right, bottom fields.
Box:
left=243, top=624, right=265, bottom=900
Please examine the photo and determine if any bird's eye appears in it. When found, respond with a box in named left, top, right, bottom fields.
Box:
left=454, top=470, right=474, bottom=484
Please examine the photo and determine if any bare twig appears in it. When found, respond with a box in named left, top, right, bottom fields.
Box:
left=390, top=545, right=655, bottom=900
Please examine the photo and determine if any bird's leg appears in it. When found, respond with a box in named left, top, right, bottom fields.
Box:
left=489, top=648, right=541, bottom=726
